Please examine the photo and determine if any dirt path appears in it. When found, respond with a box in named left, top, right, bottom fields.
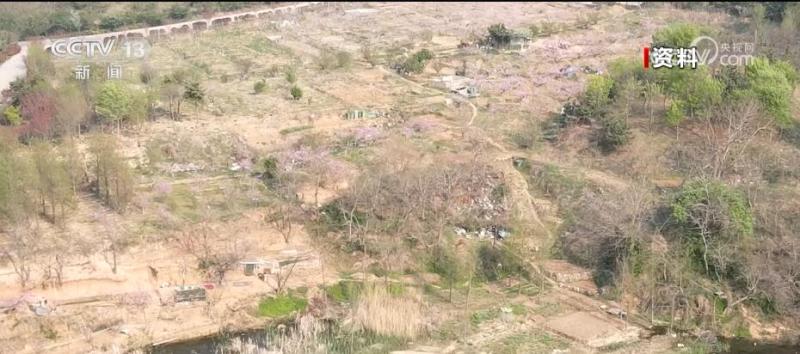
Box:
left=0, top=42, right=27, bottom=94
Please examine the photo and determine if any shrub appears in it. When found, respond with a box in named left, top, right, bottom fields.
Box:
left=745, top=57, right=796, bottom=127
left=583, top=74, right=614, bottom=116
left=665, top=100, right=685, bottom=128
left=259, top=156, right=279, bottom=181
left=476, top=244, right=529, bottom=282
left=253, top=80, right=266, bottom=94
left=529, top=24, right=541, bottom=37
left=509, top=119, right=541, bottom=150
left=168, top=4, right=190, bottom=20
left=671, top=180, right=753, bottom=277
left=2, top=105, right=22, bottom=126
left=326, top=280, right=363, bottom=303
left=290, top=86, right=303, bottom=100
left=335, top=51, right=352, bottom=69
left=487, top=23, right=512, bottom=47
left=317, top=49, right=352, bottom=71
left=597, top=116, right=631, bottom=153
left=658, top=66, right=723, bottom=119
left=0, top=31, right=17, bottom=49
left=100, top=16, right=124, bottom=31
left=652, top=23, right=703, bottom=48
left=397, top=49, right=434, bottom=75
left=258, top=294, right=308, bottom=318
left=284, top=67, right=297, bottom=83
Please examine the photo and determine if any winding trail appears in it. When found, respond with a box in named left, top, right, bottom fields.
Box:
left=378, top=65, right=551, bottom=239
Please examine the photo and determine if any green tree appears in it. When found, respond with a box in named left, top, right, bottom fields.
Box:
left=0, top=139, right=36, bottom=223
left=487, top=23, right=512, bottom=47
left=583, top=74, right=614, bottom=116
left=31, top=141, right=74, bottom=222
left=398, top=49, right=434, bottom=75
left=430, top=240, right=471, bottom=302
left=660, top=67, right=722, bottom=118
left=59, top=138, right=86, bottom=194
left=24, top=43, right=54, bottom=80
left=745, top=58, right=796, bottom=127
left=128, top=88, right=151, bottom=127
left=88, top=134, right=134, bottom=212
left=597, top=116, right=631, bottom=153
left=751, top=4, right=766, bottom=35
left=95, top=81, right=133, bottom=133
left=183, top=81, right=204, bottom=118
left=671, top=180, right=753, bottom=280
left=665, top=100, right=685, bottom=140
left=54, top=82, right=89, bottom=137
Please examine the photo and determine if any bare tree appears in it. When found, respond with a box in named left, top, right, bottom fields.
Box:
left=97, top=214, right=131, bottom=274
left=176, top=222, right=243, bottom=285
left=1, top=222, right=42, bottom=288
left=233, top=58, right=255, bottom=80
left=266, top=257, right=300, bottom=295
left=701, top=98, right=772, bottom=179
left=266, top=203, right=297, bottom=244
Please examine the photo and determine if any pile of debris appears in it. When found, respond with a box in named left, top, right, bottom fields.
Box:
left=557, top=65, right=602, bottom=79
left=0, top=294, right=52, bottom=316
left=454, top=225, right=510, bottom=240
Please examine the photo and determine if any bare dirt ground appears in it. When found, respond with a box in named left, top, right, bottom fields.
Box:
left=0, top=2, right=739, bottom=353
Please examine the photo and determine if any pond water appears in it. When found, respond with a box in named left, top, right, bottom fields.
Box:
left=721, top=338, right=800, bottom=354
left=149, top=329, right=269, bottom=354
left=149, top=321, right=800, bottom=354
left=148, top=321, right=407, bottom=354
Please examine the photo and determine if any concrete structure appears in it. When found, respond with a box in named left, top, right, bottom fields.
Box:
left=39, top=2, right=324, bottom=53
left=434, top=75, right=480, bottom=98
left=344, top=108, right=380, bottom=120
left=509, top=34, right=532, bottom=54
left=174, top=286, right=207, bottom=303
left=240, top=259, right=280, bottom=276
left=0, top=2, right=324, bottom=94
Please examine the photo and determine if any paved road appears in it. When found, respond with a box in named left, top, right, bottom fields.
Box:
left=0, top=2, right=320, bottom=95
left=0, top=42, right=28, bottom=95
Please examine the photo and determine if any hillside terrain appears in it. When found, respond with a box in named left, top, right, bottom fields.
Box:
left=1, top=2, right=800, bottom=354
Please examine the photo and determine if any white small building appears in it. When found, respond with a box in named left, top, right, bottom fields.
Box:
left=435, top=75, right=480, bottom=98
left=240, top=259, right=281, bottom=276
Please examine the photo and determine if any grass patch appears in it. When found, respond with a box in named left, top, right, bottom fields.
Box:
left=247, top=37, right=279, bottom=54
left=326, top=280, right=363, bottom=303
left=532, top=302, right=564, bottom=317
left=470, top=308, right=501, bottom=326
left=258, top=294, right=308, bottom=318
left=279, top=125, right=313, bottom=135
left=333, top=146, right=372, bottom=165
left=487, top=331, right=569, bottom=354
left=162, top=184, right=201, bottom=221
left=510, top=303, right=527, bottom=316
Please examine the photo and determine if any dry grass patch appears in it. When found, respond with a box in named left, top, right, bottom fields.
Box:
left=352, top=283, right=426, bottom=339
